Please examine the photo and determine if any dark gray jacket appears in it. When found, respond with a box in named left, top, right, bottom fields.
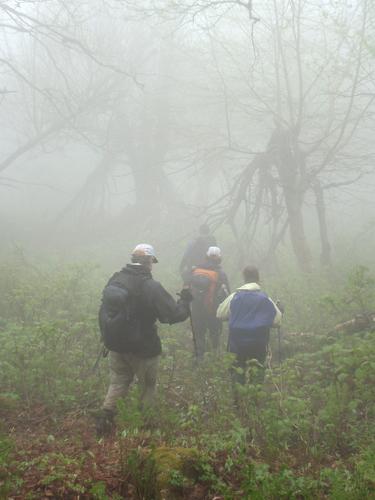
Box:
left=106, top=264, right=190, bottom=357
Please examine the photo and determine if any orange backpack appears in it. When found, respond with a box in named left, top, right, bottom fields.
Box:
left=191, top=268, right=219, bottom=311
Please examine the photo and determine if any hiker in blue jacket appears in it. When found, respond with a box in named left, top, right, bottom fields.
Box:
left=217, top=265, right=282, bottom=384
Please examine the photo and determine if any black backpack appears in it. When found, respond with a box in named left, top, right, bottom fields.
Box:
left=98, top=271, right=148, bottom=353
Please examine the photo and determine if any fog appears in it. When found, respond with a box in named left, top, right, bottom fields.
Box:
left=2, top=4, right=375, bottom=497
left=1, top=0, right=375, bottom=272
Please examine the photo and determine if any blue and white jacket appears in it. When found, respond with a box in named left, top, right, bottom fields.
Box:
left=216, top=283, right=282, bottom=352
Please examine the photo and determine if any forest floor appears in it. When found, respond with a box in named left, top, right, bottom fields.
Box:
left=2, top=348, right=375, bottom=499
left=2, top=404, right=130, bottom=499
left=1, top=262, right=375, bottom=499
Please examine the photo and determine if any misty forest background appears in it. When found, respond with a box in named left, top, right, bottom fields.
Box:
left=1, top=1, right=375, bottom=499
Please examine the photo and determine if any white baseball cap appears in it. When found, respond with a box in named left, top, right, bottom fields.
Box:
left=132, top=243, right=158, bottom=263
left=207, top=246, right=221, bottom=258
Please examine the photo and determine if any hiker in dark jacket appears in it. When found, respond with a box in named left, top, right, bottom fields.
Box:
left=217, top=265, right=281, bottom=384
left=96, top=243, right=192, bottom=436
left=188, top=246, right=230, bottom=359
left=180, top=224, right=217, bottom=283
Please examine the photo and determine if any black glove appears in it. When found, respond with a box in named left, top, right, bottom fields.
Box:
left=178, top=288, right=193, bottom=303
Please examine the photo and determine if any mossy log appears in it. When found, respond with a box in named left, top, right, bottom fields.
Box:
left=132, top=446, right=202, bottom=500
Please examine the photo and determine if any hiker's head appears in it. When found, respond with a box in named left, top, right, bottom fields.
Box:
left=243, top=265, right=260, bottom=284
left=199, top=223, right=210, bottom=235
left=131, top=244, right=158, bottom=269
left=206, top=246, right=221, bottom=264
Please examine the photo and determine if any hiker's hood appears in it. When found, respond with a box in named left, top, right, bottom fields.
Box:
left=236, top=282, right=261, bottom=291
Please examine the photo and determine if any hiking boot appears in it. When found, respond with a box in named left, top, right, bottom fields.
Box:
left=95, top=409, right=114, bottom=438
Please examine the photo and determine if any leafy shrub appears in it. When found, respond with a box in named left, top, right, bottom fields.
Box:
left=1, top=256, right=375, bottom=498
left=0, top=258, right=106, bottom=410
left=0, top=434, right=16, bottom=497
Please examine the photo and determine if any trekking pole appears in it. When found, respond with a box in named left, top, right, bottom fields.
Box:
left=189, top=307, right=199, bottom=359
left=277, top=325, right=282, bottom=365
left=92, top=344, right=108, bottom=373
left=275, top=300, right=285, bottom=367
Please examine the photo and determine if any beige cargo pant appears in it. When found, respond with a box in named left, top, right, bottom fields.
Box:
left=103, top=351, right=160, bottom=412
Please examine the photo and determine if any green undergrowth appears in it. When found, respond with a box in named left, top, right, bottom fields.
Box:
left=0, top=255, right=374, bottom=498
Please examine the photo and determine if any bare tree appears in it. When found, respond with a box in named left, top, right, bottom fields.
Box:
left=0, top=0, right=136, bottom=176
left=146, top=0, right=375, bottom=271
left=2, top=0, right=375, bottom=258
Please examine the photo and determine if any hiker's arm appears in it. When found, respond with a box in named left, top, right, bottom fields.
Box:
left=216, top=271, right=230, bottom=304
left=269, top=298, right=282, bottom=326
left=222, top=272, right=231, bottom=294
left=216, top=292, right=235, bottom=321
left=152, top=283, right=190, bottom=324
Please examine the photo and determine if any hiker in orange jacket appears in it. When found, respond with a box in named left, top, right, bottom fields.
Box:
left=187, top=246, right=230, bottom=359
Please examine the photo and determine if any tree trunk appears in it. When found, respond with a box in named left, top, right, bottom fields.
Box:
left=284, top=191, right=312, bottom=273
left=313, top=180, right=332, bottom=268
left=270, top=128, right=312, bottom=273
